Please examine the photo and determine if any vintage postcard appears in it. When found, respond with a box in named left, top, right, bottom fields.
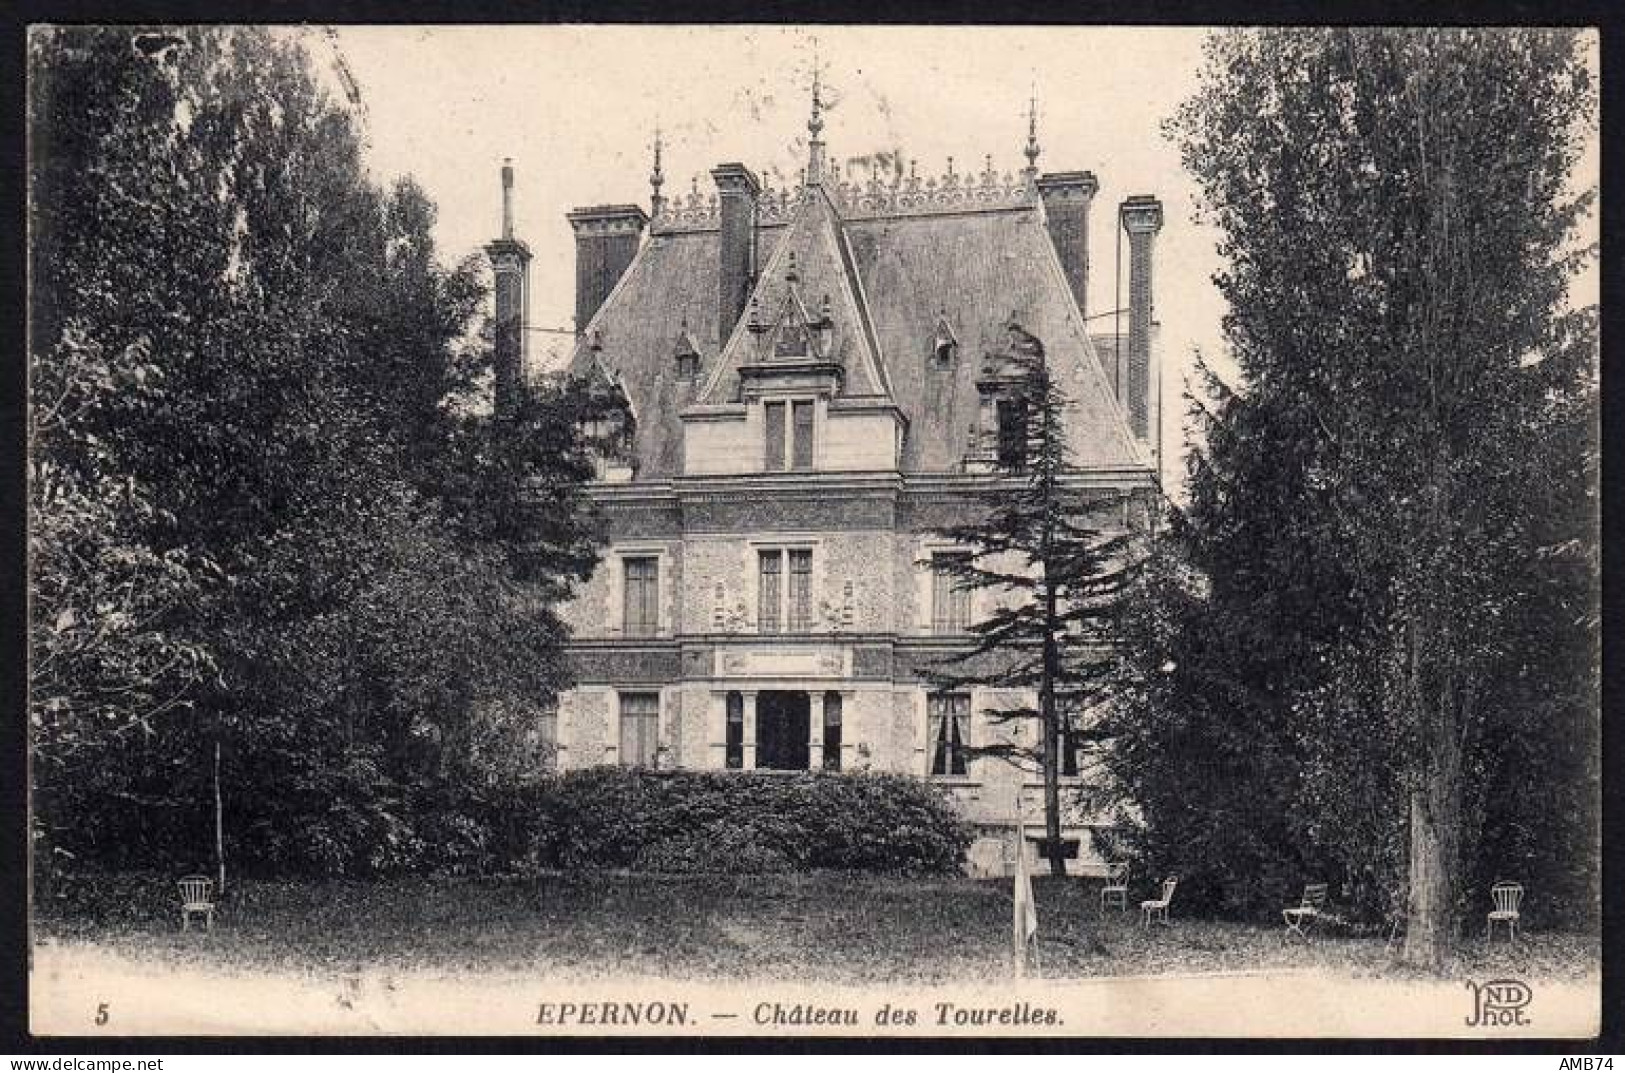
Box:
left=24, top=24, right=1601, bottom=1041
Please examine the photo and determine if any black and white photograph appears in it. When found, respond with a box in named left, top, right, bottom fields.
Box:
left=21, top=23, right=1602, bottom=1040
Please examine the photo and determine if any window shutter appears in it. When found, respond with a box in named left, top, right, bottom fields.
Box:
left=623, top=557, right=659, bottom=637
left=822, top=692, right=842, bottom=771
left=725, top=692, right=744, bottom=769
left=618, top=693, right=659, bottom=767
left=758, top=550, right=782, bottom=633
left=764, top=402, right=786, bottom=470
left=791, top=401, right=815, bottom=469
left=788, top=549, right=812, bottom=631
left=950, top=694, right=971, bottom=775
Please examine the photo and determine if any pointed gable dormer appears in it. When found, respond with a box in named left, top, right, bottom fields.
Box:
left=696, top=181, right=888, bottom=407
left=734, top=252, right=844, bottom=400
left=682, top=183, right=906, bottom=476
left=579, top=332, right=638, bottom=483
left=672, top=318, right=702, bottom=382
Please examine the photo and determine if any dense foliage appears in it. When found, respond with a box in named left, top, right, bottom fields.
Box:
left=1103, top=29, right=1598, bottom=957
left=29, top=27, right=604, bottom=885
left=489, top=770, right=974, bottom=876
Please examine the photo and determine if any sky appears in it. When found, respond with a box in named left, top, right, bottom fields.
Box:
left=322, top=25, right=1597, bottom=495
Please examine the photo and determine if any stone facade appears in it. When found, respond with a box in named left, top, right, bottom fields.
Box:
left=501, top=94, right=1164, bottom=877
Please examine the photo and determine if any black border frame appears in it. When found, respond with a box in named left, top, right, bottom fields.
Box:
left=2, top=0, right=1619, bottom=1055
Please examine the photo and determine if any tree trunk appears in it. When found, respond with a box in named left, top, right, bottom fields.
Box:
left=1041, top=603, right=1064, bottom=877
left=1403, top=767, right=1460, bottom=968
left=213, top=737, right=226, bottom=894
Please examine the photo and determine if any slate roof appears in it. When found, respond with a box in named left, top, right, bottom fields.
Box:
left=567, top=184, right=1145, bottom=478
left=566, top=224, right=786, bottom=476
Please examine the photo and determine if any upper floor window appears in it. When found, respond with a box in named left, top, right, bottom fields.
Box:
left=996, top=397, right=1029, bottom=472
left=764, top=399, right=815, bottom=471
left=758, top=547, right=813, bottom=633
left=622, top=556, right=659, bottom=637
left=931, top=552, right=973, bottom=634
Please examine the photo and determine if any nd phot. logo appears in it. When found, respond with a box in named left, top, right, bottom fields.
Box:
left=1464, top=978, right=1532, bottom=1027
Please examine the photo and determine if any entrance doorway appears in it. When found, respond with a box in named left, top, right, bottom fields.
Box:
left=756, top=691, right=810, bottom=770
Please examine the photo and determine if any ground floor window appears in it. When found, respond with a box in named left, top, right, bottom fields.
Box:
left=1059, top=700, right=1091, bottom=777
left=929, top=692, right=971, bottom=776
left=822, top=691, right=842, bottom=771
left=618, top=692, right=659, bottom=767
left=725, top=691, right=744, bottom=769
left=536, top=700, right=559, bottom=772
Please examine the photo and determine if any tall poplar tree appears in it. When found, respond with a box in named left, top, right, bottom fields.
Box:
left=1167, top=28, right=1597, bottom=965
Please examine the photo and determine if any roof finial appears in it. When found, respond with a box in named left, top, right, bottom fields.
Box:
left=806, top=38, right=827, bottom=185
left=649, top=125, right=666, bottom=217
left=1023, top=91, right=1041, bottom=177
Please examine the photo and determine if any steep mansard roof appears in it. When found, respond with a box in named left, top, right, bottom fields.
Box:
left=569, top=182, right=1145, bottom=478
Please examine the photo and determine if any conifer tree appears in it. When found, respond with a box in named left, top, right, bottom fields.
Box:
left=928, top=323, right=1140, bottom=877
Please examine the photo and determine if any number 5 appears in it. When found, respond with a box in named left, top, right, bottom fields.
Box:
left=95, top=1002, right=108, bottom=1025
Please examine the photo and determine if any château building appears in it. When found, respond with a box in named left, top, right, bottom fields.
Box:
left=488, top=84, right=1164, bottom=876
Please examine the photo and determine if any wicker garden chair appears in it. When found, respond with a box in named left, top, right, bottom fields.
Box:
left=177, top=874, right=215, bottom=933
left=1140, top=876, right=1179, bottom=929
left=1099, top=862, right=1129, bottom=912
left=1282, top=882, right=1330, bottom=944
left=1486, top=881, right=1524, bottom=943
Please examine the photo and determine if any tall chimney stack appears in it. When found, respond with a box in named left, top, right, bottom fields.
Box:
left=711, top=162, right=760, bottom=344
left=1037, top=171, right=1099, bottom=319
left=1120, top=195, right=1163, bottom=447
left=566, top=204, right=648, bottom=335
left=485, top=159, right=531, bottom=420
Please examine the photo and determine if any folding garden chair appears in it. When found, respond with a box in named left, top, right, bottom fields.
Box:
left=1099, top=862, right=1129, bottom=912
left=1282, top=882, right=1329, bottom=944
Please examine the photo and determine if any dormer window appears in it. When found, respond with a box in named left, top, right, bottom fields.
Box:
left=996, top=397, right=1028, bottom=472
left=579, top=352, right=637, bottom=482
left=673, top=320, right=701, bottom=381
left=931, top=313, right=959, bottom=366
left=963, top=319, right=1043, bottom=475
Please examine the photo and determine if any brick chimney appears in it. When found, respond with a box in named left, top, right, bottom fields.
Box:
left=485, top=160, right=531, bottom=420
left=1120, top=195, right=1164, bottom=445
left=711, top=162, right=760, bottom=344
left=1037, top=171, right=1099, bottom=318
left=566, top=204, right=648, bottom=335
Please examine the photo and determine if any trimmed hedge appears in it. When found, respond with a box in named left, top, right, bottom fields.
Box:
left=489, top=769, right=973, bottom=875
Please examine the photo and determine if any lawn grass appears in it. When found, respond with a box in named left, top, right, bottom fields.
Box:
left=32, top=870, right=1599, bottom=986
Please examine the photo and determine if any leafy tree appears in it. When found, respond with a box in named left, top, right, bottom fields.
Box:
left=927, top=323, right=1137, bottom=877
left=1164, top=28, right=1597, bottom=965
left=28, top=26, right=604, bottom=883
left=1097, top=351, right=1373, bottom=918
